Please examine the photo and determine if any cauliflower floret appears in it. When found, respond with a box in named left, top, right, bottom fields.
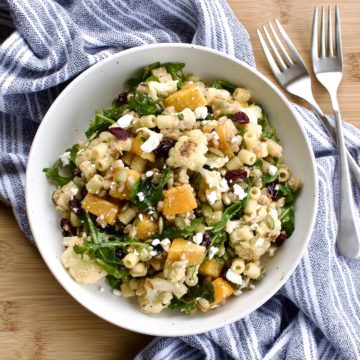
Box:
left=206, top=155, right=229, bottom=169
left=178, top=108, right=196, bottom=130
left=164, top=259, right=188, bottom=283
left=199, top=168, right=221, bottom=188
left=166, top=129, right=208, bottom=171
left=206, top=87, right=231, bottom=104
left=61, top=237, right=107, bottom=284
left=149, top=80, right=178, bottom=97
left=233, top=236, right=271, bottom=261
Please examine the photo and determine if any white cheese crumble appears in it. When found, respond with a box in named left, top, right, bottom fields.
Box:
left=250, top=223, right=259, bottom=231
left=233, top=184, right=247, bottom=200
left=194, top=106, right=208, bottom=119
left=149, top=250, right=157, bottom=257
left=145, top=171, right=154, bottom=177
left=152, top=239, right=160, bottom=246
left=210, top=131, right=220, bottom=141
left=60, top=151, right=71, bottom=166
left=268, top=164, right=277, bottom=176
left=226, top=269, right=243, bottom=285
left=139, top=214, right=144, bottom=221
left=160, top=238, right=171, bottom=252
left=206, top=191, right=218, bottom=205
left=225, top=220, right=241, bottom=234
left=137, top=128, right=163, bottom=153
left=254, top=237, right=265, bottom=247
left=137, top=192, right=145, bottom=201
left=193, top=232, right=204, bottom=245
left=269, top=208, right=278, bottom=219
left=112, top=289, right=122, bottom=297
left=217, top=178, right=229, bottom=193
left=201, top=120, right=210, bottom=125
left=70, top=186, right=78, bottom=198
left=208, top=246, right=219, bottom=260
left=234, top=288, right=243, bottom=296
left=115, top=113, right=134, bottom=128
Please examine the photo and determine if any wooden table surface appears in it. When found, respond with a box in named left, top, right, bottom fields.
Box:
left=1, top=1, right=359, bottom=359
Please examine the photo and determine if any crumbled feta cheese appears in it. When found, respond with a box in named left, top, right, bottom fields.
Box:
left=98, top=286, right=105, bottom=293
left=194, top=106, right=208, bottom=119
left=60, top=151, right=71, bottom=166
left=160, top=238, right=171, bottom=252
left=249, top=284, right=256, bottom=290
left=226, top=269, right=243, bottom=285
left=250, top=223, right=259, bottom=231
left=146, top=171, right=154, bottom=177
left=137, top=192, right=145, bottom=201
left=70, top=186, right=78, bottom=198
left=208, top=246, right=219, bottom=259
left=112, top=289, right=122, bottom=297
left=152, top=239, right=160, bottom=246
left=234, top=288, right=243, bottom=296
left=211, top=131, right=220, bottom=140
left=225, top=220, right=241, bottom=234
left=217, top=178, right=229, bottom=193
left=269, top=208, right=278, bottom=219
left=137, top=128, right=163, bottom=153
left=116, top=113, right=134, bottom=128
left=206, top=191, right=218, bottom=205
left=268, top=165, right=277, bottom=176
left=193, top=232, right=204, bottom=245
left=254, top=237, right=265, bottom=247
left=200, top=169, right=221, bottom=188
left=139, top=214, right=144, bottom=221
left=207, top=156, right=229, bottom=169
left=233, top=184, right=247, bottom=200
left=201, top=120, right=210, bottom=125
left=149, top=250, right=157, bottom=257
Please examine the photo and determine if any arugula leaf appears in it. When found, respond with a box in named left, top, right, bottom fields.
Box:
left=85, top=112, right=115, bottom=139
left=211, top=80, right=237, bottom=93
left=43, top=160, right=73, bottom=187
left=164, top=62, right=186, bottom=87
left=145, top=75, right=159, bottom=82
left=106, top=275, right=122, bottom=289
left=258, top=111, right=279, bottom=141
left=127, top=93, right=163, bottom=116
left=156, top=217, right=204, bottom=240
left=279, top=205, right=295, bottom=236
left=103, top=103, right=129, bottom=121
left=126, top=61, right=161, bottom=89
left=143, top=62, right=161, bottom=79
left=168, top=282, right=215, bottom=314
left=130, top=168, right=172, bottom=211
left=262, top=173, right=278, bottom=186
left=278, top=184, right=295, bottom=204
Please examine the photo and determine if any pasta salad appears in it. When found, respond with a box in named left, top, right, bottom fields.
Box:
left=44, top=62, right=301, bottom=314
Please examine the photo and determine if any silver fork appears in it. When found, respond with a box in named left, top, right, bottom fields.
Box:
left=257, top=20, right=360, bottom=189
left=312, top=5, right=359, bottom=258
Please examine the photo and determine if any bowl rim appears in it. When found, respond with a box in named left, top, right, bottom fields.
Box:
left=26, top=42, right=318, bottom=336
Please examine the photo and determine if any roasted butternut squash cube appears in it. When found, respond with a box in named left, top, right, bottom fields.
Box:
left=211, top=278, right=234, bottom=305
left=199, top=259, right=225, bottom=278
left=131, top=133, right=155, bottom=162
left=81, top=194, right=119, bottom=225
left=215, top=124, right=234, bottom=158
left=109, top=168, right=140, bottom=200
left=166, top=238, right=206, bottom=266
left=163, top=84, right=207, bottom=112
left=135, top=215, right=158, bottom=240
left=162, top=184, right=198, bottom=216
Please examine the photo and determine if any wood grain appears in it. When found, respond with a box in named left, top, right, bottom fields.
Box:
left=0, top=1, right=359, bottom=359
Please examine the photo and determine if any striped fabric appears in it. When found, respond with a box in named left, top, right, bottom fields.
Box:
left=0, top=1, right=359, bottom=359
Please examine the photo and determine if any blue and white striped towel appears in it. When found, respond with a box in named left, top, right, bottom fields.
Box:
left=1, top=1, right=359, bottom=359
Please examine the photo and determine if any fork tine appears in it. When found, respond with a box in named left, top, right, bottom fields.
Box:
left=320, top=6, right=326, bottom=57
left=328, top=5, right=333, bottom=56
left=335, top=5, right=343, bottom=62
left=262, top=25, right=287, bottom=71
left=269, top=22, right=293, bottom=65
left=275, top=19, right=307, bottom=67
left=311, top=6, right=319, bottom=59
left=257, top=29, right=282, bottom=81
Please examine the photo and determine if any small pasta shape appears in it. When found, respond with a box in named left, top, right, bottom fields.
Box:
left=99, top=131, right=115, bottom=142
left=266, top=139, right=283, bottom=157
left=91, top=142, right=109, bottom=158
left=243, top=130, right=259, bottom=150
left=121, top=282, right=136, bottom=297
left=233, top=87, right=251, bottom=102
left=231, top=258, right=245, bottom=274
left=139, top=115, right=157, bottom=128
left=95, top=156, right=113, bottom=172
left=86, top=174, right=104, bottom=194
left=129, top=262, right=147, bottom=277
left=244, top=199, right=257, bottom=217
left=123, top=252, right=140, bottom=269
left=156, top=114, right=178, bottom=129
left=118, top=206, right=137, bottom=225
left=278, top=168, right=290, bottom=182
left=249, top=187, right=261, bottom=200
left=238, top=149, right=257, bottom=165
left=226, top=155, right=242, bottom=170
left=79, top=160, right=96, bottom=181
left=112, top=138, right=132, bottom=152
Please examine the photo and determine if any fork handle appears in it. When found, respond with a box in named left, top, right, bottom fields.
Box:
left=331, top=104, right=360, bottom=259
left=309, top=101, right=360, bottom=189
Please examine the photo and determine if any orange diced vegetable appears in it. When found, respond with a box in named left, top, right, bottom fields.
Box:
left=109, top=168, right=140, bottom=200
left=215, top=124, right=234, bottom=158
left=163, top=84, right=207, bottom=112
left=162, top=184, right=198, bottom=216
left=211, top=278, right=235, bottom=305
left=199, top=259, right=225, bottom=278
left=81, top=194, right=119, bottom=225
left=131, top=133, right=155, bottom=162
left=135, top=215, right=158, bottom=240
left=202, top=123, right=217, bottom=133
left=166, top=238, right=206, bottom=266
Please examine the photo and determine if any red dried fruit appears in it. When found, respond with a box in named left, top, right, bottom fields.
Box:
left=60, top=218, right=77, bottom=236
left=201, top=232, right=212, bottom=248
left=154, top=137, right=176, bottom=156
left=114, top=247, right=125, bottom=259
left=68, top=198, right=83, bottom=215
left=109, top=127, right=130, bottom=140
left=115, top=92, right=128, bottom=107
left=275, top=231, right=287, bottom=246
left=225, top=169, right=248, bottom=183
left=231, top=111, right=249, bottom=124
left=266, top=182, right=279, bottom=199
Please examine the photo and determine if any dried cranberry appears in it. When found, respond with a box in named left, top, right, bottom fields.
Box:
left=154, top=137, right=176, bottom=156
left=73, top=169, right=81, bottom=178
left=266, top=181, right=279, bottom=199
left=231, top=111, right=249, bottom=124
left=225, top=169, right=248, bottom=183
left=275, top=231, right=287, bottom=246
left=201, top=232, right=212, bottom=248
left=60, top=218, right=77, bottom=236
left=109, top=127, right=130, bottom=140
left=114, top=247, right=125, bottom=259
left=68, top=198, right=83, bottom=215
left=115, top=92, right=128, bottom=107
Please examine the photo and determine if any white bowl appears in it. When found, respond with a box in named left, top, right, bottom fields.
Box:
left=26, top=43, right=318, bottom=336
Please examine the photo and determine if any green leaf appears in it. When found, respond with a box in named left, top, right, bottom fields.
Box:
left=143, top=62, right=161, bottom=79
left=262, top=173, right=278, bottom=186
left=127, top=92, right=163, bottom=116
left=130, top=168, right=172, bottom=211
left=106, top=275, right=122, bottom=289
left=258, top=111, right=279, bottom=141
left=278, top=184, right=295, bottom=204
left=177, top=113, right=184, bottom=120
left=145, top=75, right=159, bottom=82
left=43, top=160, right=73, bottom=187
left=164, top=62, right=186, bottom=87
left=168, top=297, right=197, bottom=314
left=211, top=80, right=237, bottom=93
left=103, top=103, right=129, bottom=121
left=126, top=62, right=161, bottom=89
left=85, top=112, right=115, bottom=139
left=279, top=205, right=295, bottom=236
left=156, top=217, right=204, bottom=240
left=95, top=259, right=125, bottom=279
